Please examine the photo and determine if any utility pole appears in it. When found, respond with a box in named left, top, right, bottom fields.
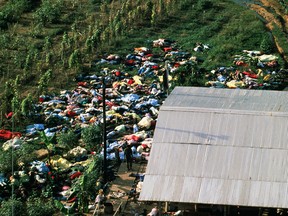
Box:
left=163, top=60, right=170, bottom=96
left=102, top=76, right=107, bottom=182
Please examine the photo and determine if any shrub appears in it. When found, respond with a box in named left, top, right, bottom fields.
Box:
left=81, top=124, right=102, bottom=152
left=0, top=199, right=26, bottom=216
left=56, top=129, right=79, bottom=150
left=33, top=0, right=63, bottom=26
left=197, top=0, right=213, bottom=10
left=0, top=147, right=19, bottom=174
left=260, top=34, right=274, bottom=53
left=0, top=0, right=34, bottom=29
left=26, top=198, right=56, bottom=216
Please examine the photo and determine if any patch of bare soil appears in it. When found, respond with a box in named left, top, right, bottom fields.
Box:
left=249, top=0, right=288, bottom=62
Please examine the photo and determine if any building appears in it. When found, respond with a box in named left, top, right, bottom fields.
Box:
left=139, top=87, right=288, bottom=215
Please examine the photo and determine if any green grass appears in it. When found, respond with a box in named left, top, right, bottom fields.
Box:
left=108, top=0, right=267, bottom=69
left=0, top=0, right=286, bottom=118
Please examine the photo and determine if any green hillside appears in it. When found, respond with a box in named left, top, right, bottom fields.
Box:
left=0, top=0, right=287, bottom=214
left=0, top=0, right=286, bottom=119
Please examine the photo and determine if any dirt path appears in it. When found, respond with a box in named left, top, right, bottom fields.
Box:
left=248, top=0, right=288, bottom=62
left=86, top=160, right=153, bottom=215
left=233, top=0, right=288, bottom=63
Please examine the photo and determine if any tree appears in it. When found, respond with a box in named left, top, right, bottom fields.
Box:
left=37, top=69, right=52, bottom=96
left=21, top=93, right=34, bottom=117
left=145, top=0, right=153, bottom=21
left=260, top=34, right=274, bottom=53
left=68, top=49, right=81, bottom=71
left=151, top=5, right=157, bottom=26
left=158, top=0, right=166, bottom=15
left=11, top=92, right=21, bottom=124
left=33, top=0, right=63, bottom=26
left=0, top=80, right=15, bottom=117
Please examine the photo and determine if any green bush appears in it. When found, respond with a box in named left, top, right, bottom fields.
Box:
left=17, top=143, right=38, bottom=166
left=81, top=124, right=102, bottom=152
left=0, top=199, right=26, bottom=216
left=197, top=0, right=213, bottom=10
left=260, top=34, right=274, bottom=53
left=0, top=148, right=19, bottom=174
left=56, top=129, right=79, bottom=150
left=27, top=198, right=56, bottom=216
left=33, top=0, right=63, bottom=26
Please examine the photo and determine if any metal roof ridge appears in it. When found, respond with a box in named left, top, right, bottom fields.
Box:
left=152, top=141, right=288, bottom=151
left=142, top=174, right=288, bottom=184
left=160, top=106, right=288, bottom=117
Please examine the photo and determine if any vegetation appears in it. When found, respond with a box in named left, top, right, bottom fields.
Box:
left=81, top=124, right=103, bottom=152
left=0, top=0, right=287, bottom=214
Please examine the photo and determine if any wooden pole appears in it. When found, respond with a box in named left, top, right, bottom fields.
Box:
left=102, top=76, right=107, bottom=182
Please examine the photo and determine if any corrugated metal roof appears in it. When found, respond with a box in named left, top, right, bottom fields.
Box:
left=139, top=87, right=288, bottom=208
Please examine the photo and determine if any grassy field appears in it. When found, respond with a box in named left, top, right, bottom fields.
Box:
left=0, top=1, right=287, bottom=214
left=0, top=0, right=286, bottom=123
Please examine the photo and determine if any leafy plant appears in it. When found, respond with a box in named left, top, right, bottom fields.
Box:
left=56, top=129, right=79, bottom=150
left=33, top=0, right=63, bottom=26
left=39, top=131, right=55, bottom=163
left=70, top=157, right=103, bottom=213
left=37, top=69, right=52, bottom=96
left=260, top=34, right=274, bottom=53
left=0, top=147, right=19, bottom=174
left=0, top=199, right=26, bottom=216
left=17, top=142, right=38, bottom=167
left=81, top=124, right=102, bottom=152
left=21, top=93, right=34, bottom=117
left=26, top=198, right=56, bottom=216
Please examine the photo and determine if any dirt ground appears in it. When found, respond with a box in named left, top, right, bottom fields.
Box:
left=84, top=160, right=157, bottom=216
left=249, top=0, right=288, bottom=61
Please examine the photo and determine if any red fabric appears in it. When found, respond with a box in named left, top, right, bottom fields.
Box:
left=67, top=197, right=77, bottom=203
left=243, top=71, right=258, bottom=79
left=127, top=79, right=135, bottom=85
left=105, top=101, right=115, bottom=108
left=125, top=59, right=135, bottom=66
left=174, top=63, right=180, bottom=67
left=131, top=135, right=141, bottom=142
left=235, top=61, right=248, bottom=67
left=152, top=65, right=159, bottom=70
left=39, top=97, right=45, bottom=103
left=77, top=82, right=87, bottom=87
left=5, top=112, right=13, bottom=119
left=124, top=134, right=141, bottom=142
left=146, top=53, right=153, bottom=57
left=115, top=71, right=121, bottom=76
left=163, top=47, right=172, bottom=52
left=67, top=111, right=77, bottom=117
left=70, top=171, right=82, bottom=180
left=0, top=130, right=22, bottom=140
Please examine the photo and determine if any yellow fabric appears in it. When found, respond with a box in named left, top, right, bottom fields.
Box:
left=263, top=74, right=271, bottom=81
left=133, top=75, right=143, bottom=85
left=50, top=155, right=72, bottom=170
left=226, top=80, right=245, bottom=88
